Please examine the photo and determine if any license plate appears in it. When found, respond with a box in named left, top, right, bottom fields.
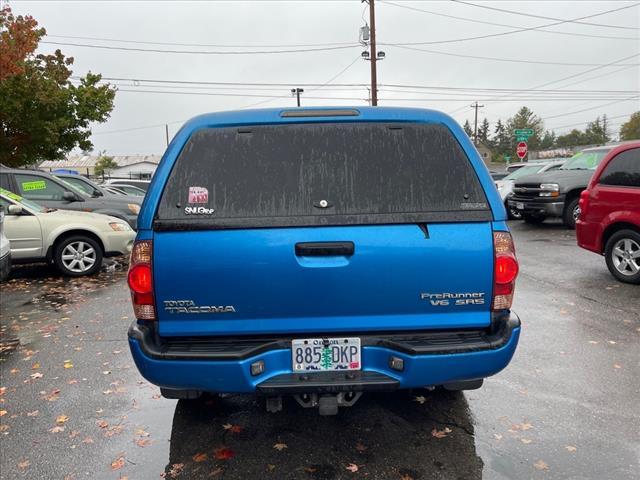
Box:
left=516, top=202, right=524, bottom=210
left=292, top=338, right=361, bottom=372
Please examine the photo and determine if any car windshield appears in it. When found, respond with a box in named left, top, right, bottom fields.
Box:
left=560, top=149, right=609, bottom=170
left=0, top=187, right=48, bottom=213
left=504, top=165, right=544, bottom=180
left=59, top=177, right=94, bottom=196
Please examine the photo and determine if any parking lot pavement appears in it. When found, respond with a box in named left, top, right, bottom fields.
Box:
left=0, top=221, right=638, bottom=480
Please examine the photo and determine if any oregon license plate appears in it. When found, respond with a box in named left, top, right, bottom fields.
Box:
left=516, top=202, right=524, bottom=210
left=292, top=338, right=361, bottom=372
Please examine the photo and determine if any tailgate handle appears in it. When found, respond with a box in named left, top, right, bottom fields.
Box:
left=295, top=241, right=355, bottom=257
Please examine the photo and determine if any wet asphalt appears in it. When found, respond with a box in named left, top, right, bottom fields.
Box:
left=0, top=220, right=638, bottom=480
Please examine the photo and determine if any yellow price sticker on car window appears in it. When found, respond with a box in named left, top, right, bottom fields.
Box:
left=21, top=180, right=47, bottom=191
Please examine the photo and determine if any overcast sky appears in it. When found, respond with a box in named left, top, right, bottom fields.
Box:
left=10, top=0, right=640, bottom=154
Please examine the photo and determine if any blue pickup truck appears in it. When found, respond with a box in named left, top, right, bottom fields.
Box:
left=127, top=107, right=521, bottom=415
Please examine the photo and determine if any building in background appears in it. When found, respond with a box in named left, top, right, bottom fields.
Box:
left=40, top=154, right=161, bottom=179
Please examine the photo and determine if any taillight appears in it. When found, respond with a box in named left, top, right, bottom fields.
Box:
left=128, top=240, right=155, bottom=320
left=492, top=232, right=518, bottom=311
left=578, top=190, right=590, bottom=218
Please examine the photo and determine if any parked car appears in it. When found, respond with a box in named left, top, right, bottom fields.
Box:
left=55, top=173, right=145, bottom=199
left=0, top=188, right=135, bottom=276
left=127, top=107, right=521, bottom=415
left=0, top=167, right=141, bottom=229
left=0, top=206, right=11, bottom=281
left=106, top=184, right=146, bottom=197
left=496, top=161, right=565, bottom=219
left=105, top=179, right=151, bottom=192
left=576, top=142, right=640, bottom=284
left=508, top=146, right=615, bottom=228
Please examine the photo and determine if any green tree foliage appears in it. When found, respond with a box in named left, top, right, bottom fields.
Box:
left=540, top=131, right=556, bottom=149
left=478, top=118, right=490, bottom=145
left=94, top=154, right=118, bottom=176
left=555, top=129, right=585, bottom=148
left=505, top=106, right=544, bottom=151
left=463, top=120, right=473, bottom=137
left=0, top=6, right=116, bottom=167
left=584, top=116, right=610, bottom=145
left=619, top=112, right=640, bottom=140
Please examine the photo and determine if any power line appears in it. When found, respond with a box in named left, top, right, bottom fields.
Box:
left=387, top=44, right=640, bottom=67
left=546, top=113, right=633, bottom=130
left=450, top=0, right=640, bottom=30
left=380, top=0, right=639, bottom=41
left=542, top=96, right=640, bottom=120
left=39, top=41, right=361, bottom=55
left=383, top=3, right=640, bottom=47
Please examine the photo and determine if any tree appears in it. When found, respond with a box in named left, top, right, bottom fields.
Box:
left=463, top=120, right=473, bottom=138
left=506, top=106, right=544, bottom=150
left=619, top=112, right=640, bottom=141
left=555, top=129, right=586, bottom=148
left=0, top=6, right=116, bottom=167
left=540, top=131, right=556, bottom=149
left=491, top=119, right=510, bottom=160
left=584, top=116, right=610, bottom=145
left=478, top=118, right=490, bottom=144
left=0, top=7, right=43, bottom=80
left=94, top=154, right=118, bottom=176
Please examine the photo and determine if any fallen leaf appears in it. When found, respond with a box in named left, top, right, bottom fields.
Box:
left=273, top=442, right=288, bottom=451
left=533, top=460, right=549, bottom=471
left=168, top=464, right=184, bottom=476
left=355, top=442, right=367, bottom=452
left=400, top=474, right=414, bottom=480
left=0, top=387, right=6, bottom=396
left=192, top=452, right=208, bottom=462
left=431, top=427, right=452, bottom=438
left=304, top=467, right=318, bottom=473
left=0, top=410, right=7, bottom=417
left=565, top=445, right=577, bottom=452
left=102, top=371, right=111, bottom=375
left=96, top=420, right=108, bottom=429
left=17, top=459, right=30, bottom=470
left=520, top=422, right=533, bottom=431
left=214, top=447, right=235, bottom=460
left=63, top=361, right=73, bottom=369
left=134, top=428, right=149, bottom=437
left=493, top=434, right=503, bottom=440
left=346, top=463, right=359, bottom=473
left=520, top=438, right=532, bottom=444
left=135, top=438, right=152, bottom=448
left=49, top=426, right=65, bottom=433
left=608, top=340, right=617, bottom=345
left=56, top=415, right=69, bottom=425
left=30, top=372, right=44, bottom=379
left=82, top=437, right=94, bottom=444
left=111, top=457, right=125, bottom=471
left=10, top=368, right=19, bottom=374
left=223, top=423, right=243, bottom=433
left=32, top=363, right=40, bottom=370
left=614, top=364, right=622, bottom=369
left=69, top=430, right=80, bottom=439
left=588, top=341, right=598, bottom=345
left=414, top=395, right=427, bottom=404
left=266, top=464, right=276, bottom=472
left=27, top=410, right=39, bottom=417
left=67, top=379, right=78, bottom=385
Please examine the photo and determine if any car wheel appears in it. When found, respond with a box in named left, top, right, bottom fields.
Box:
left=563, top=198, right=580, bottom=229
left=507, top=203, right=523, bottom=220
left=54, top=235, right=103, bottom=276
left=523, top=214, right=545, bottom=224
left=604, top=230, right=640, bottom=284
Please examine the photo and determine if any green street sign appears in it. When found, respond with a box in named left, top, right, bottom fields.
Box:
left=514, top=128, right=534, bottom=136
left=504, top=155, right=512, bottom=162
left=516, top=135, right=529, bottom=142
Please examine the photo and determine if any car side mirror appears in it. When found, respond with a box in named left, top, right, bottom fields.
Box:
left=93, top=189, right=104, bottom=197
left=8, top=204, right=23, bottom=215
left=63, top=191, right=80, bottom=202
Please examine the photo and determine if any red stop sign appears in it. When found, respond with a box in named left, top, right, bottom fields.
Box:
left=516, top=141, right=528, bottom=159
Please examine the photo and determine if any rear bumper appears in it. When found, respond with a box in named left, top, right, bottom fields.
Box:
left=128, top=314, right=521, bottom=393
left=576, top=219, right=602, bottom=254
left=508, top=197, right=565, bottom=217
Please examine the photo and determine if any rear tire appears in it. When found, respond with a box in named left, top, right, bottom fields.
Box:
left=523, top=214, right=546, bottom=224
left=54, top=235, right=102, bottom=276
left=604, top=230, right=640, bottom=284
left=563, top=197, right=580, bottom=229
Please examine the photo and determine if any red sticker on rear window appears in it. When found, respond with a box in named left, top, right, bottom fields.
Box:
left=188, top=186, right=208, bottom=204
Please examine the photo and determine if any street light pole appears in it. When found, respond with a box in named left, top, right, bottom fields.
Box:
left=471, top=101, right=484, bottom=146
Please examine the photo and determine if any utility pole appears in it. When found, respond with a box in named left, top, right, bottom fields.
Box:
left=369, top=0, right=378, bottom=106
left=471, top=101, right=484, bottom=146
left=165, top=124, right=169, bottom=147
left=291, top=88, right=304, bottom=107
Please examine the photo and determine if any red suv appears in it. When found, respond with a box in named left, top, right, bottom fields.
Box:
left=576, top=142, right=640, bottom=284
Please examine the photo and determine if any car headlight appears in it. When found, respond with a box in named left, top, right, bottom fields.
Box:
left=539, top=183, right=560, bottom=197
left=128, top=203, right=141, bottom=214
left=109, top=222, right=131, bottom=231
